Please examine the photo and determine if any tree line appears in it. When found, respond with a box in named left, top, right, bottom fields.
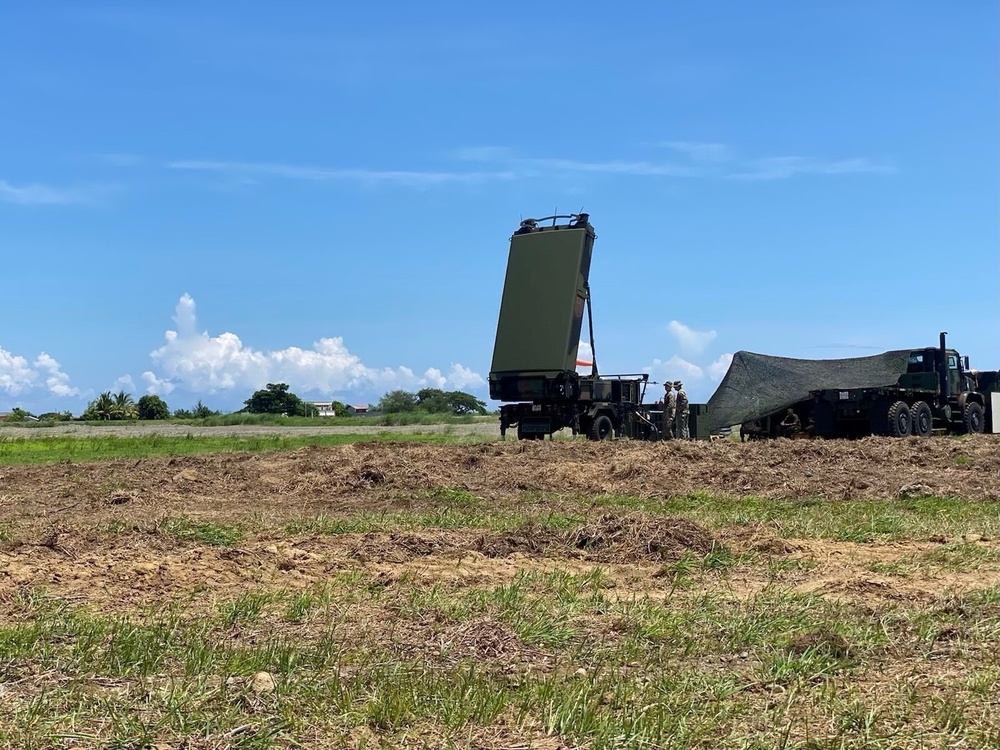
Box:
left=374, top=388, right=488, bottom=415
left=4, top=383, right=489, bottom=422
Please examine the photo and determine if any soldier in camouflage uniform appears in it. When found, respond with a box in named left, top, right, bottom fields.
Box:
left=673, top=381, right=690, bottom=439
left=662, top=382, right=676, bottom=439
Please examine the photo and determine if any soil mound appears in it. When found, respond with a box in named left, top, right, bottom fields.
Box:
left=475, top=513, right=722, bottom=563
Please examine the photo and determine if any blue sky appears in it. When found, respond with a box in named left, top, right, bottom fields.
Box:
left=1, top=1, right=997, bottom=414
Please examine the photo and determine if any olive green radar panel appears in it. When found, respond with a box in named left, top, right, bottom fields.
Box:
left=489, top=214, right=595, bottom=401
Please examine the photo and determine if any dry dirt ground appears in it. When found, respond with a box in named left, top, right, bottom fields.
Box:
left=0, top=436, right=997, bottom=748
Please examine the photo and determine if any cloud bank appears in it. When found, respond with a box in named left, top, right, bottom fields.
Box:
left=0, top=347, right=78, bottom=398
left=140, top=294, right=485, bottom=398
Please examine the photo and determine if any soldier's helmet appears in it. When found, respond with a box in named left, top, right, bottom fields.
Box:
left=674, top=380, right=683, bottom=388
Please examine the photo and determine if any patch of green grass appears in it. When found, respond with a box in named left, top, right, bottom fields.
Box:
left=590, top=492, right=1000, bottom=542
left=0, top=432, right=485, bottom=466
left=285, top=592, right=317, bottom=623
left=170, top=412, right=489, bottom=428
left=917, top=542, right=1000, bottom=571
left=422, top=486, right=483, bottom=507
left=867, top=561, right=913, bottom=577
left=285, top=508, right=584, bottom=536
left=219, top=591, right=277, bottom=626
left=159, top=516, right=243, bottom=546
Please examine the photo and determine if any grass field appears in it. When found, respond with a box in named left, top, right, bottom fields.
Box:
left=0, top=431, right=490, bottom=466
left=2, top=412, right=493, bottom=430
left=0, top=436, right=996, bottom=748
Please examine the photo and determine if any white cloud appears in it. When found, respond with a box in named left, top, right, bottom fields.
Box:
left=644, top=355, right=704, bottom=382
left=666, top=320, right=717, bottom=355
left=451, top=144, right=894, bottom=182
left=167, top=160, right=517, bottom=187
left=0, top=350, right=38, bottom=395
left=141, top=371, right=177, bottom=396
left=512, top=157, right=700, bottom=178
left=162, top=142, right=893, bottom=193
left=446, top=363, right=486, bottom=390
left=0, top=348, right=78, bottom=397
left=727, top=156, right=894, bottom=181
left=140, top=294, right=486, bottom=397
left=708, top=353, right=734, bottom=381
left=0, top=179, right=96, bottom=206
left=113, top=374, right=136, bottom=392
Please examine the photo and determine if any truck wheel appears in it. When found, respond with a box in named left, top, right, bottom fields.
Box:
left=962, top=402, right=985, bottom=434
left=588, top=415, right=614, bottom=441
left=887, top=401, right=911, bottom=437
left=911, top=401, right=933, bottom=438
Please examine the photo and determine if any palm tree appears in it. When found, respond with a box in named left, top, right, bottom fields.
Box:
left=113, top=390, right=138, bottom=420
left=94, top=392, right=115, bottom=420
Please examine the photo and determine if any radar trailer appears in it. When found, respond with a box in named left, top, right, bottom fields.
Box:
left=488, top=213, right=705, bottom=441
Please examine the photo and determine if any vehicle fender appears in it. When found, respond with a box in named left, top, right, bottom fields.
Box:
left=586, top=405, right=616, bottom=423
left=957, top=391, right=984, bottom=411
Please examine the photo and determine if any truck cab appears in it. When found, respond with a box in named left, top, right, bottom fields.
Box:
left=810, top=332, right=992, bottom=438
left=900, top=346, right=975, bottom=397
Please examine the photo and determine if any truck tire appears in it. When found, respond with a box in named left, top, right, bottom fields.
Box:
left=887, top=401, right=911, bottom=437
left=962, top=402, right=985, bottom=434
left=911, top=401, right=933, bottom=438
left=588, top=414, right=614, bottom=441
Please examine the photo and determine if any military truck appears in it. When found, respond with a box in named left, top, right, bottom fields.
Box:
left=809, top=332, right=998, bottom=438
left=487, top=212, right=709, bottom=441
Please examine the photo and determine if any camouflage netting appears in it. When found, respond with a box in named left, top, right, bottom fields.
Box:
left=706, top=349, right=912, bottom=432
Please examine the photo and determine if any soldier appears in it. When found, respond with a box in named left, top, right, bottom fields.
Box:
left=779, top=408, right=801, bottom=438
left=674, top=381, right=689, bottom=439
left=662, top=382, right=676, bottom=439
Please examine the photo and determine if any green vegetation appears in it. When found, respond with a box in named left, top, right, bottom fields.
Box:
left=160, top=516, right=244, bottom=546
left=0, top=431, right=488, bottom=465
left=243, top=382, right=316, bottom=417
left=377, top=387, right=488, bottom=416
left=174, top=410, right=485, bottom=428
left=590, top=491, right=999, bottom=543
left=80, top=390, right=138, bottom=420
left=4, top=382, right=494, bottom=426
left=136, top=394, right=170, bottom=420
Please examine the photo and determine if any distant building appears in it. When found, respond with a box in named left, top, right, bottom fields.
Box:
left=346, top=404, right=369, bottom=415
left=307, top=402, right=337, bottom=417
